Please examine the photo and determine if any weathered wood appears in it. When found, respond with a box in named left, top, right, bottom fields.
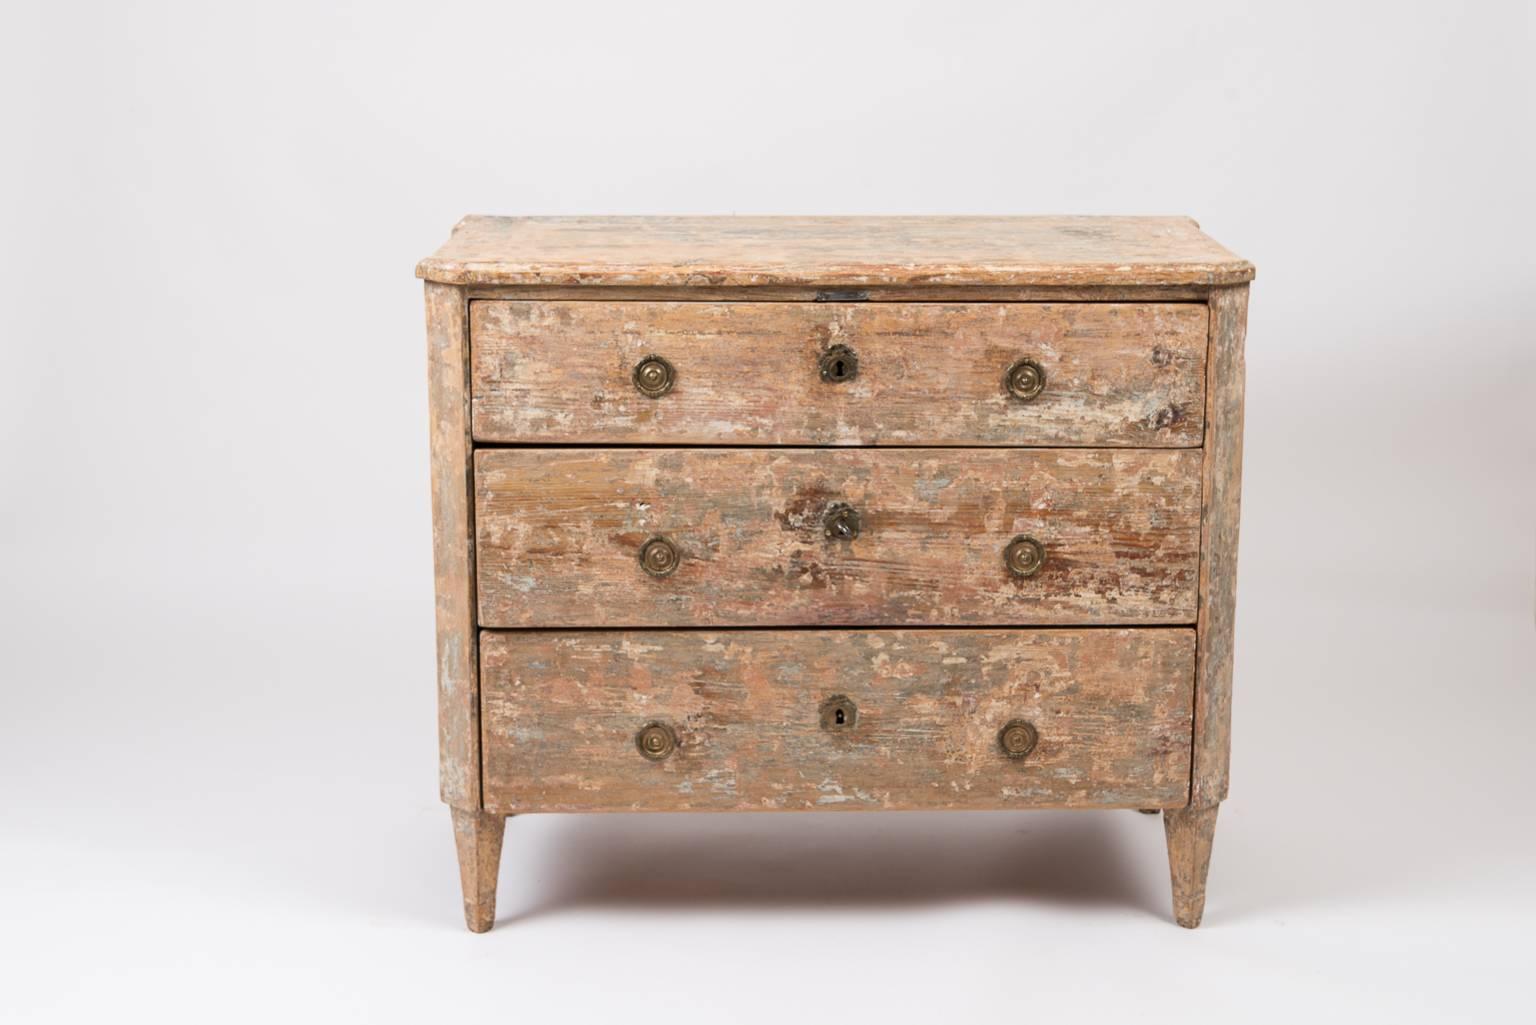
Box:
left=1163, top=804, right=1219, bottom=928
left=474, top=447, right=1203, bottom=628
left=470, top=301, right=1208, bottom=447
left=463, top=284, right=1217, bottom=303
left=417, top=216, right=1254, bottom=288
left=424, top=282, right=479, bottom=808
left=450, top=807, right=506, bottom=932
left=1192, top=285, right=1248, bottom=807
left=420, top=213, right=1253, bottom=930
left=480, top=629, right=1195, bottom=813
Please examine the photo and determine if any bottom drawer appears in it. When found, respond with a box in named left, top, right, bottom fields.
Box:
left=480, top=629, right=1194, bottom=813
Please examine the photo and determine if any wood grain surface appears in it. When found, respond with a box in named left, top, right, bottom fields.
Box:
left=450, top=807, right=505, bottom=932
left=1192, top=285, right=1248, bottom=807
left=470, top=301, right=1207, bottom=447
left=424, top=282, right=480, bottom=808
left=474, top=447, right=1203, bottom=628
left=480, top=629, right=1196, bottom=813
left=1163, top=804, right=1219, bottom=927
left=418, top=216, right=1254, bottom=288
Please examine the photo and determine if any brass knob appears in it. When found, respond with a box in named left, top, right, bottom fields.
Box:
left=636, top=722, right=677, bottom=761
left=819, top=694, right=858, bottom=731
left=638, top=536, right=680, bottom=577
left=823, top=503, right=861, bottom=541
left=1004, top=535, right=1046, bottom=578
left=819, top=344, right=858, bottom=383
left=998, top=720, right=1038, bottom=760
left=1005, top=358, right=1046, bottom=401
left=633, top=355, right=675, bottom=398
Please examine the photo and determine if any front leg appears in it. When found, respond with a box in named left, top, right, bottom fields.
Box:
left=451, top=807, right=507, bottom=932
left=1162, top=804, right=1219, bottom=928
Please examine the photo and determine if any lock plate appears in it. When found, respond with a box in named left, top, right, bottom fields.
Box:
left=819, top=694, right=858, bottom=732
left=818, top=344, right=858, bottom=383
left=823, top=503, right=861, bottom=541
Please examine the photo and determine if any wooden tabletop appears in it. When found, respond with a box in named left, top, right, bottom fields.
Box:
left=416, top=216, right=1253, bottom=288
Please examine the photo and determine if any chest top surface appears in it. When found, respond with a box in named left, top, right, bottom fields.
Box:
left=416, top=215, right=1253, bottom=288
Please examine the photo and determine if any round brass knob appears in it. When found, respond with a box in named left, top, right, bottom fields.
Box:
left=818, top=344, right=858, bottom=383
left=823, top=503, right=861, bottom=541
left=1005, top=358, right=1046, bottom=401
left=1004, top=535, right=1046, bottom=578
left=638, top=536, right=680, bottom=577
left=998, top=719, right=1038, bottom=760
left=633, top=355, right=675, bottom=398
left=636, top=722, right=677, bottom=761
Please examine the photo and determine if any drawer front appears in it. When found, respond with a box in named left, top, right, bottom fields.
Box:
left=475, top=447, right=1201, bottom=628
left=480, top=628, right=1195, bottom=812
left=470, top=301, right=1207, bottom=446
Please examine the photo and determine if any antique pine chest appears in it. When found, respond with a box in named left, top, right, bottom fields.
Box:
left=416, top=216, right=1252, bottom=931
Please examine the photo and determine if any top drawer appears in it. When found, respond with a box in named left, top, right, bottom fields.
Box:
left=470, top=301, right=1207, bottom=446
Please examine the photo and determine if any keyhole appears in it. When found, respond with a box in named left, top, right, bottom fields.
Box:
left=834, top=708, right=846, bottom=725
left=820, top=345, right=857, bottom=383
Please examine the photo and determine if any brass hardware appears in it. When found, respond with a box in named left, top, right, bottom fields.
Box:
left=819, top=694, right=858, bottom=732
left=823, top=503, right=861, bottom=541
left=632, top=355, right=675, bottom=398
left=998, top=719, right=1038, bottom=760
left=815, top=289, right=870, bottom=302
left=1004, top=535, right=1046, bottom=578
left=1005, top=358, right=1046, bottom=401
left=819, top=344, right=858, bottom=383
left=636, top=722, right=677, bottom=761
left=638, top=536, right=680, bottom=577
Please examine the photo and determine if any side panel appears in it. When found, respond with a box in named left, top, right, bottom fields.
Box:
left=1192, top=285, right=1249, bottom=806
left=425, top=282, right=480, bottom=808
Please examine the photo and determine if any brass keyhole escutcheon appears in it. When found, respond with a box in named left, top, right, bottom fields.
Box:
left=998, top=719, right=1038, bottom=760
left=638, top=536, right=680, bottom=577
left=823, top=503, right=861, bottom=542
left=1004, top=535, right=1046, bottom=578
left=633, top=355, right=676, bottom=398
left=636, top=722, right=677, bottom=761
left=819, top=344, right=858, bottom=383
left=1005, top=358, right=1046, bottom=401
left=820, top=695, right=858, bottom=732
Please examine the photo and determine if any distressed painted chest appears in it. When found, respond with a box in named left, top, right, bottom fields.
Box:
left=416, top=216, right=1252, bottom=930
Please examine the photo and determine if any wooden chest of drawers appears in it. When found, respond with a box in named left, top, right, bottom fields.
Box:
left=417, top=216, right=1252, bottom=931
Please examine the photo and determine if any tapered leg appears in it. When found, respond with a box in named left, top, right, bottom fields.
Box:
left=451, top=807, right=507, bottom=932
left=1162, top=804, right=1219, bottom=928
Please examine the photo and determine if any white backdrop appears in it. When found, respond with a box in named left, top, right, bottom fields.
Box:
left=3, top=2, right=1533, bottom=1022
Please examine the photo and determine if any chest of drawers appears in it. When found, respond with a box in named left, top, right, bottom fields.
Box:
left=417, top=216, right=1252, bottom=931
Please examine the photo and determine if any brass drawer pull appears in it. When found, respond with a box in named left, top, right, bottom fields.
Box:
left=636, top=722, right=678, bottom=761
left=820, top=694, right=858, bottom=731
left=819, top=344, right=858, bottom=383
left=1005, top=358, right=1046, bottom=401
left=822, top=503, right=861, bottom=541
left=1004, top=535, right=1046, bottom=577
left=633, top=355, right=676, bottom=398
left=998, top=719, right=1038, bottom=760
left=638, top=536, right=680, bottom=577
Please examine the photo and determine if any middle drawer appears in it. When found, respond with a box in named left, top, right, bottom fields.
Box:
left=475, top=447, right=1202, bottom=628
